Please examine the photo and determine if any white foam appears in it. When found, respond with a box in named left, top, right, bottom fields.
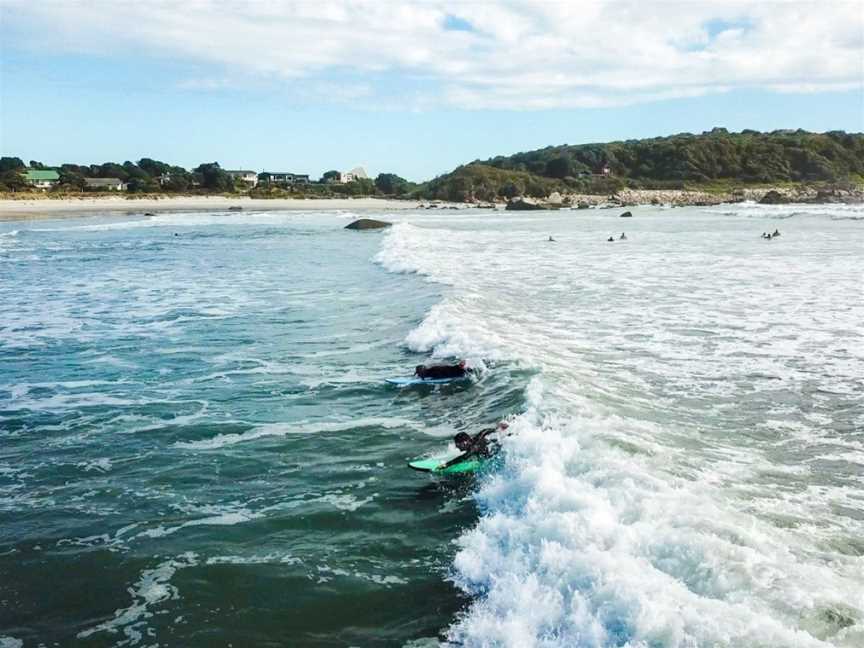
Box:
left=376, top=209, right=864, bottom=646
left=136, top=510, right=261, bottom=539
left=174, top=416, right=423, bottom=450
left=77, top=553, right=198, bottom=642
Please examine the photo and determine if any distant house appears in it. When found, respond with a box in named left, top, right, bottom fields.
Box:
left=225, top=170, right=259, bottom=187
left=258, top=172, right=310, bottom=185
left=23, top=169, right=60, bottom=190
left=84, top=177, right=127, bottom=191
left=594, top=164, right=611, bottom=176
left=340, top=167, right=368, bottom=183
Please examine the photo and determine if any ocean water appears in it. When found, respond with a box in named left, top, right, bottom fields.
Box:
left=1, top=204, right=863, bottom=647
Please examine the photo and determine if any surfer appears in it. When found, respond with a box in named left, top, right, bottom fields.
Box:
left=442, top=422, right=510, bottom=468
left=414, top=360, right=469, bottom=380
left=607, top=236, right=614, bottom=242
left=548, top=235, right=556, bottom=242
left=773, top=229, right=781, bottom=237
left=619, top=232, right=627, bottom=240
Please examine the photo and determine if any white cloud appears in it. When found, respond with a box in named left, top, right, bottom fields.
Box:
left=3, top=0, right=862, bottom=110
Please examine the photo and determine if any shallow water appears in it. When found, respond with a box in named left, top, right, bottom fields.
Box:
left=1, top=204, right=863, bottom=647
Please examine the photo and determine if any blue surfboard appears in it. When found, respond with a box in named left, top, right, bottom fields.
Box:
left=385, top=376, right=469, bottom=386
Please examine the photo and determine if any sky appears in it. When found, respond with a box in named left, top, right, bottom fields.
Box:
left=1, top=0, right=862, bottom=182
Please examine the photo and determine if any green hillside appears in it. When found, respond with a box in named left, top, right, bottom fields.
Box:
left=417, top=129, right=864, bottom=201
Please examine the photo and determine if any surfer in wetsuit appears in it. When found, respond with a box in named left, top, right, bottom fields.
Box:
left=414, top=360, right=468, bottom=380
left=619, top=232, right=627, bottom=240
left=442, top=422, right=509, bottom=468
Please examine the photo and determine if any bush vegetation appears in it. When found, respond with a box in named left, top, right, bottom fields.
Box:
left=414, top=129, right=864, bottom=200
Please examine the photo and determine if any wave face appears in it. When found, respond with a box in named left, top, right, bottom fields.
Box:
left=377, top=204, right=864, bottom=647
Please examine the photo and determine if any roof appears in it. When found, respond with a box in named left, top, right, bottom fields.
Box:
left=84, top=177, right=124, bottom=186
left=24, top=169, right=59, bottom=181
left=225, top=169, right=256, bottom=175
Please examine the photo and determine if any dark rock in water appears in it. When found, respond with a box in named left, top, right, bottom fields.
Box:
left=759, top=190, right=788, bottom=205
left=576, top=202, right=591, bottom=210
left=506, top=198, right=545, bottom=211
left=229, top=206, right=243, bottom=212
left=620, top=211, right=633, bottom=218
left=345, top=218, right=392, bottom=230
left=144, top=212, right=155, bottom=216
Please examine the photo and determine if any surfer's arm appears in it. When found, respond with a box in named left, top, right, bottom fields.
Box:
left=440, top=451, right=472, bottom=469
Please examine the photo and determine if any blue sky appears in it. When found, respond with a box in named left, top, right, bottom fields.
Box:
left=1, top=1, right=862, bottom=182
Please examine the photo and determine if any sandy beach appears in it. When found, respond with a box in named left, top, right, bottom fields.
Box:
left=0, top=196, right=422, bottom=221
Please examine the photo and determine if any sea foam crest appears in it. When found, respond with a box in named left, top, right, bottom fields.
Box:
left=375, top=214, right=864, bottom=647
left=448, top=389, right=862, bottom=647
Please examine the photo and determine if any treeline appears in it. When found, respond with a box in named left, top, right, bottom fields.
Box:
left=0, top=157, right=417, bottom=197
left=418, top=129, right=864, bottom=202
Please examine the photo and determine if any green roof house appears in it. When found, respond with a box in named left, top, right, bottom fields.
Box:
left=24, top=169, right=60, bottom=190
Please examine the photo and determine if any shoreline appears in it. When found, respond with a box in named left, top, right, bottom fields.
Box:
left=0, top=196, right=423, bottom=221
left=2, top=185, right=861, bottom=222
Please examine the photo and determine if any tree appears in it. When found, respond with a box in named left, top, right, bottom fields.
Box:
left=161, top=166, right=192, bottom=192
left=0, top=157, right=24, bottom=173
left=322, top=169, right=341, bottom=182
left=545, top=156, right=571, bottom=179
left=138, top=158, right=171, bottom=178
left=193, top=162, right=234, bottom=192
left=0, top=169, right=28, bottom=191
left=58, top=167, right=86, bottom=190
left=94, top=162, right=129, bottom=180
left=374, top=173, right=409, bottom=195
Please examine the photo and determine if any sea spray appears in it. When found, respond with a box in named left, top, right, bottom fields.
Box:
left=376, top=208, right=864, bottom=647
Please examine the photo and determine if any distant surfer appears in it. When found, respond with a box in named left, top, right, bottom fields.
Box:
left=607, top=236, right=614, bottom=242
left=619, top=232, right=627, bottom=240
left=414, top=360, right=469, bottom=380
left=548, top=235, right=556, bottom=242
left=442, top=422, right=510, bottom=468
left=773, top=229, right=780, bottom=237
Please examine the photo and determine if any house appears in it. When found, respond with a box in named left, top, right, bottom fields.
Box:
left=23, top=169, right=60, bottom=190
left=225, top=170, right=258, bottom=186
left=258, top=172, right=310, bottom=185
left=341, top=167, right=368, bottom=183
left=84, top=177, right=127, bottom=191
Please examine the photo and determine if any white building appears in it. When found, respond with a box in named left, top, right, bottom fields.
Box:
left=340, top=166, right=368, bottom=183
left=225, top=170, right=259, bottom=187
left=258, top=172, right=310, bottom=185
left=23, top=169, right=59, bottom=190
left=84, top=177, right=127, bottom=191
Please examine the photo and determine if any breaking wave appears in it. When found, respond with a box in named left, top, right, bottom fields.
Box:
left=376, top=213, right=864, bottom=647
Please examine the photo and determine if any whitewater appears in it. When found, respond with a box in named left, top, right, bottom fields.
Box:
left=1, top=203, right=862, bottom=647
left=376, top=203, right=864, bottom=647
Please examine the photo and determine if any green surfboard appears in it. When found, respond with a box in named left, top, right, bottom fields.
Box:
left=408, top=455, right=487, bottom=475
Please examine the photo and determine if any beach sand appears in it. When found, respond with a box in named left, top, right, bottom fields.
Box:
left=0, top=196, right=422, bottom=221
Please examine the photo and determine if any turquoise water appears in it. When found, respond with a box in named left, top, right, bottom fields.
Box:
left=2, top=204, right=863, bottom=647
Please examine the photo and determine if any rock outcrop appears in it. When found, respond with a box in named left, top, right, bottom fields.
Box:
left=345, top=218, right=392, bottom=230
left=759, top=190, right=788, bottom=205
left=506, top=197, right=546, bottom=211
left=620, top=211, right=633, bottom=218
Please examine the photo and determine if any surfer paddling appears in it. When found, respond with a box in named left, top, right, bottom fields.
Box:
left=442, top=422, right=510, bottom=469
left=414, top=360, right=469, bottom=380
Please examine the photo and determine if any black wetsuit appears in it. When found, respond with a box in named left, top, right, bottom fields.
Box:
left=416, top=364, right=467, bottom=380
left=443, top=428, right=498, bottom=468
